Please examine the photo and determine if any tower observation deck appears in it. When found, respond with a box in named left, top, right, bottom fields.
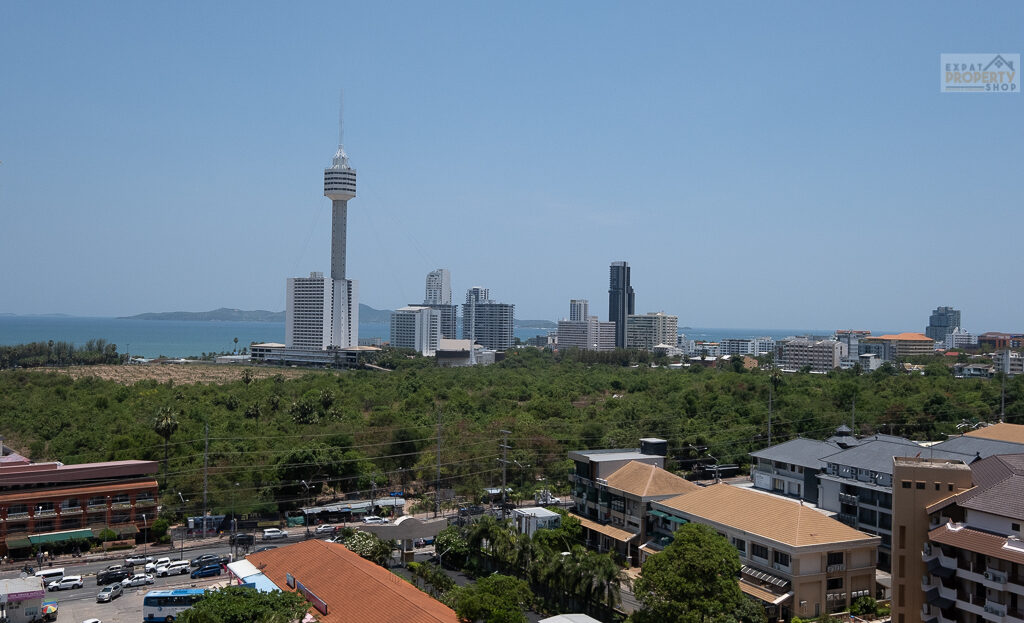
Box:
left=324, top=146, right=356, bottom=280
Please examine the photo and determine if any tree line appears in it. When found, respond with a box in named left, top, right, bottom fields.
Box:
left=0, top=339, right=120, bottom=369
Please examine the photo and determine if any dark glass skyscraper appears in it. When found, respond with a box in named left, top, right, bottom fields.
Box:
left=608, top=261, right=635, bottom=348
left=926, top=306, right=961, bottom=341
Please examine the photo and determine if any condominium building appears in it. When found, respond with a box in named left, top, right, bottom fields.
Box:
left=994, top=350, right=1024, bottom=377
left=719, top=337, right=776, bottom=356
left=556, top=317, right=616, bottom=352
left=836, top=330, right=872, bottom=363
left=286, top=272, right=358, bottom=350
left=424, top=269, right=451, bottom=306
left=390, top=306, right=441, bottom=356
left=860, top=333, right=936, bottom=361
left=569, top=299, right=589, bottom=322
left=626, top=312, right=678, bottom=351
left=650, top=483, right=880, bottom=621
left=461, top=287, right=514, bottom=351
left=0, top=443, right=159, bottom=557
left=608, top=262, right=635, bottom=348
left=889, top=456, right=973, bottom=623
left=776, top=338, right=844, bottom=372
left=926, top=306, right=961, bottom=342
left=944, top=328, right=978, bottom=350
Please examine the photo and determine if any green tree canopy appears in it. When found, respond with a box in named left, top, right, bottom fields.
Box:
left=630, top=523, right=766, bottom=623
left=178, top=586, right=310, bottom=623
left=445, top=573, right=534, bottom=623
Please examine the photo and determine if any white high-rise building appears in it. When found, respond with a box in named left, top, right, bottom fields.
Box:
left=425, top=269, right=452, bottom=305
left=285, top=115, right=359, bottom=351
left=391, top=306, right=441, bottom=356
left=626, top=312, right=678, bottom=351
left=569, top=299, right=589, bottom=322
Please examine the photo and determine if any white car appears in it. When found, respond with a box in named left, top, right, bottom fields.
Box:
left=145, top=557, right=171, bottom=573
left=155, top=561, right=190, bottom=577
left=361, top=515, right=390, bottom=524
left=121, top=573, right=155, bottom=587
left=261, top=528, right=288, bottom=540
left=48, top=575, right=84, bottom=591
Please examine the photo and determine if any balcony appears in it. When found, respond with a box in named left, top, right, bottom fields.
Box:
left=59, top=506, right=83, bottom=515
left=5, top=511, right=29, bottom=520
left=110, top=502, right=132, bottom=511
left=837, top=513, right=858, bottom=527
left=839, top=493, right=858, bottom=505
left=135, top=499, right=156, bottom=508
left=34, top=509, right=57, bottom=518
left=985, top=600, right=1007, bottom=618
left=87, top=503, right=108, bottom=511
left=827, top=563, right=846, bottom=574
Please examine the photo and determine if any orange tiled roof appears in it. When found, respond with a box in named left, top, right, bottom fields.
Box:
left=964, top=423, right=1024, bottom=445
left=870, top=332, right=933, bottom=342
left=605, top=461, right=700, bottom=498
left=247, top=539, right=458, bottom=623
left=656, top=483, right=878, bottom=548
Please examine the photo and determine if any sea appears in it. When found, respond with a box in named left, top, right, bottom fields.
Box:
left=0, top=316, right=842, bottom=359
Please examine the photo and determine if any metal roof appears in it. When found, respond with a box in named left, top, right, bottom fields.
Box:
left=821, top=437, right=970, bottom=475
left=749, top=438, right=840, bottom=469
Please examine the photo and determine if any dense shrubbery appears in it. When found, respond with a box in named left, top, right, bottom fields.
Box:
left=0, top=339, right=120, bottom=369
left=0, top=348, right=1020, bottom=516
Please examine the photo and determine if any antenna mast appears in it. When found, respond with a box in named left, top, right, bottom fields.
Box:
left=338, top=90, right=345, bottom=148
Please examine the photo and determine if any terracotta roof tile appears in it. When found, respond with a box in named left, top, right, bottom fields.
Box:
left=604, top=461, right=699, bottom=498
left=929, top=523, right=1024, bottom=566
left=965, top=423, right=1024, bottom=446
left=655, top=483, right=878, bottom=548
left=247, top=539, right=458, bottom=623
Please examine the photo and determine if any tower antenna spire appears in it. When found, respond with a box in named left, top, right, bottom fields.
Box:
left=338, top=90, right=344, bottom=149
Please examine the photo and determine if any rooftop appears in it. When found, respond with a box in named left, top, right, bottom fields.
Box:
left=656, top=483, right=878, bottom=548
left=943, top=454, right=1024, bottom=521
left=867, top=332, right=934, bottom=342
left=821, top=436, right=970, bottom=475
left=248, top=539, right=457, bottom=623
left=929, top=522, right=1024, bottom=566
left=604, top=461, right=699, bottom=498
left=965, top=423, right=1024, bottom=446
left=568, top=449, right=661, bottom=463
left=750, top=438, right=840, bottom=469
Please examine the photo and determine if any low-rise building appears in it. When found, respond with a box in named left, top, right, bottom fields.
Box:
left=749, top=437, right=841, bottom=504
left=994, top=350, right=1024, bottom=377
left=512, top=507, right=561, bottom=537
left=860, top=333, right=936, bottom=362
left=776, top=338, right=844, bottom=372
left=649, top=483, right=880, bottom=621
left=0, top=576, right=45, bottom=623
left=0, top=443, right=158, bottom=558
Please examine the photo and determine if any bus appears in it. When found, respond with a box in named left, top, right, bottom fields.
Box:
left=142, top=588, right=206, bottom=622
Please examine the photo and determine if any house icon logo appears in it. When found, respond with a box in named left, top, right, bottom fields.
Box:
left=941, top=53, right=1020, bottom=94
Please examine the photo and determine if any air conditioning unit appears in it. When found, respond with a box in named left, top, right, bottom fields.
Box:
left=984, top=571, right=992, bottom=580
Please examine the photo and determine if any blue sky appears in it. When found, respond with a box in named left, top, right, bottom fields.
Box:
left=2, top=2, right=1022, bottom=331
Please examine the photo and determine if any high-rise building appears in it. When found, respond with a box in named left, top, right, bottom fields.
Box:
left=926, top=306, right=961, bottom=341
left=775, top=338, right=843, bottom=372
left=285, top=118, right=359, bottom=351
left=390, top=306, right=441, bottom=356
left=425, top=269, right=451, bottom=305
left=461, top=287, right=514, bottom=351
left=569, top=299, right=589, bottom=322
left=626, top=312, right=678, bottom=351
left=608, top=261, right=635, bottom=348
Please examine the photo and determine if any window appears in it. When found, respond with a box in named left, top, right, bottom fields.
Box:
left=751, top=543, right=769, bottom=560
left=1013, top=523, right=1021, bottom=532
left=733, top=538, right=746, bottom=554
left=916, top=482, right=925, bottom=490
left=899, top=525, right=906, bottom=549
left=827, top=552, right=844, bottom=566
left=827, top=577, right=843, bottom=590
left=773, top=551, right=790, bottom=567
left=948, top=484, right=954, bottom=491
left=901, top=481, right=911, bottom=489
left=934, top=483, right=940, bottom=490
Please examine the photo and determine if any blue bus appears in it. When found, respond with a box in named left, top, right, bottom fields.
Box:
left=142, top=588, right=206, bottom=622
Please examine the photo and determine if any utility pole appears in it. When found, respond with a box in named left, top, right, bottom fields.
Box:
left=202, top=422, right=209, bottom=538
left=498, top=430, right=511, bottom=521
left=435, top=410, right=442, bottom=518
left=767, top=365, right=774, bottom=446
left=852, top=395, right=856, bottom=433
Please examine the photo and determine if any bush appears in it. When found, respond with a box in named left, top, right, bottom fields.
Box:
left=850, top=596, right=878, bottom=616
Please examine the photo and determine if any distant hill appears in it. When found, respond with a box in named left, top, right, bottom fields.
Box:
left=120, top=305, right=395, bottom=323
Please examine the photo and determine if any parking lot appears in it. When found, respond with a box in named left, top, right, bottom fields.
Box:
left=53, top=576, right=225, bottom=623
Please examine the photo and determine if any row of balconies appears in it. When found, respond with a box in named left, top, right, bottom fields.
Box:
left=2, top=499, right=156, bottom=521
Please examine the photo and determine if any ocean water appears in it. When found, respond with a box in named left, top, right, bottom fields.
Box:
left=0, top=316, right=848, bottom=359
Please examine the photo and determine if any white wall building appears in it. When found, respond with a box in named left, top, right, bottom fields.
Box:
left=569, top=299, right=589, bottom=322
left=390, top=306, right=441, bottom=356
left=944, top=327, right=978, bottom=350
left=626, top=312, right=678, bottom=351
left=424, top=269, right=451, bottom=305
left=286, top=273, right=358, bottom=350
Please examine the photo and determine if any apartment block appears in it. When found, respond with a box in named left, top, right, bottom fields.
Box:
left=776, top=338, right=844, bottom=372
left=626, top=312, right=678, bottom=351
left=390, top=306, right=441, bottom=356
left=650, top=483, right=880, bottom=620
left=860, top=333, right=936, bottom=362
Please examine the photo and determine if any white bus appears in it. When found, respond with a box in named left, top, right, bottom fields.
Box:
left=142, top=588, right=205, bottom=622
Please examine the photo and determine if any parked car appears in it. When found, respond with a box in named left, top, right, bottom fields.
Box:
left=189, top=554, right=220, bottom=569
left=314, top=524, right=336, bottom=536
left=124, top=554, right=152, bottom=566
left=121, top=573, right=155, bottom=587
left=458, top=505, right=486, bottom=516
left=261, top=528, right=288, bottom=540
left=96, top=583, right=123, bottom=602
left=190, top=564, right=222, bottom=579
left=229, top=533, right=255, bottom=546
left=361, top=515, right=390, bottom=524
left=413, top=537, right=435, bottom=548
left=145, top=557, right=171, bottom=573
left=47, top=576, right=84, bottom=591
left=155, top=561, right=190, bottom=577
left=96, top=568, right=132, bottom=586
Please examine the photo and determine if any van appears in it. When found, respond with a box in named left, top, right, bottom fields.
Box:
left=35, top=568, right=65, bottom=583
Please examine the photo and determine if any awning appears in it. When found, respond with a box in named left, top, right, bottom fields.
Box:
left=739, top=580, right=793, bottom=606
left=227, top=559, right=261, bottom=579
left=665, top=515, right=688, bottom=524
left=28, top=529, right=94, bottom=545
left=571, top=513, right=639, bottom=543
left=648, top=509, right=670, bottom=519
left=741, top=565, right=790, bottom=589
left=5, top=537, right=31, bottom=550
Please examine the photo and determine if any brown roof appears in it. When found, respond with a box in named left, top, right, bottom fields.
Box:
left=605, top=461, right=700, bottom=498
left=965, top=423, right=1024, bottom=445
left=941, top=454, right=1024, bottom=520
left=929, top=523, right=1024, bottom=566
left=247, top=539, right=457, bottom=623
left=570, top=513, right=639, bottom=542
left=656, top=484, right=878, bottom=548
left=739, top=580, right=792, bottom=605
left=867, top=332, right=934, bottom=342
left=0, top=480, right=158, bottom=505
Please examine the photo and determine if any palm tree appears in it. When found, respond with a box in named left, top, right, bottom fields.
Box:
left=587, top=552, right=622, bottom=618
left=153, top=406, right=179, bottom=489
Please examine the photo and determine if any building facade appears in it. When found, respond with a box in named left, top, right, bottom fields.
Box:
left=390, top=306, right=441, bottom=356
left=286, top=273, right=358, bottom=350
left=626, top=312, right=678, bottom=351
left=776, top=338, right=844, bottom=372
left=0, top=445, right=159, bottom=557
left=424, top=269, right=451, bottom=306
left=860, top=333, right=936, bottom=361
left=569, top=299, right=589, bottom=322
left=927, top=306, right=962, bottom=342
left=608, top=262, right=635, bottom=349
left=650, top=484, right=879, bottom=620
left=461, top=288, right=514, bottom=351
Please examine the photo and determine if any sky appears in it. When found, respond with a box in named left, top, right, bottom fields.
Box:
left=1, top=2, right=1022, bottom=332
